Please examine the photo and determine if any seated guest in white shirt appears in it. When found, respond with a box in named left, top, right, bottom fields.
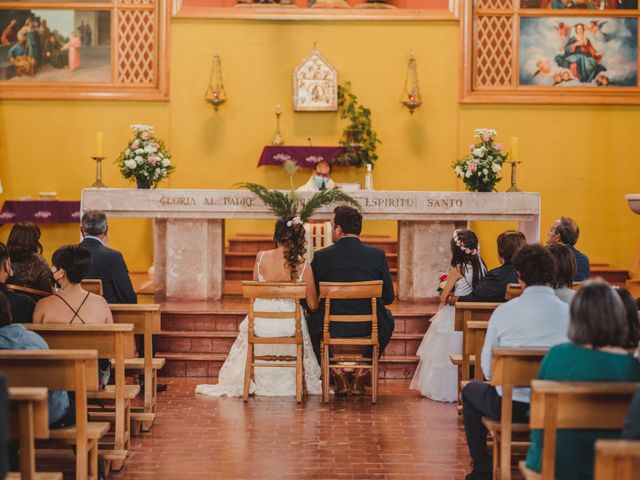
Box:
left=297, top=160, right=336, bottom=192
left=548, top=243, right=576, bottom=304
left=461, top=244, right=570, bottom=480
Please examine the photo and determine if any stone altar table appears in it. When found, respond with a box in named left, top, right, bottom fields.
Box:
left=81, top=189, right=540, bottom=301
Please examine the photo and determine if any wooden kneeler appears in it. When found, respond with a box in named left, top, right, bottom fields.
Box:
left=8, top=387, right=62, bottom=480
left=242, top=281, right=307, bottom=403
left=520, top=380, right=640, bottom=480
left=0, top=349, right=106, bottom=480
left=27, top=324, right=137, bottom=471
left=482, top=347, right=547, bottom=480
left=111, top=303, right=165, bottom=432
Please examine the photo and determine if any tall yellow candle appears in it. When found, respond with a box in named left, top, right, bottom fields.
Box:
left=509, top=137, right=519, bottom=162
left=95, top=132, right=104, bottom=158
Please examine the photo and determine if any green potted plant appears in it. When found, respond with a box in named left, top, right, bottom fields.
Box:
left=337, top=82, right=381, bottom=169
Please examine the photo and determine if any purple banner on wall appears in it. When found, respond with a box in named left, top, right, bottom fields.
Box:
left=258, top=146, right=349, bottom=169
left=0, top=201, right=82, bottom=225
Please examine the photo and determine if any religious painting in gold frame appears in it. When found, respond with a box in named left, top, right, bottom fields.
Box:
left=460, top=0, right=640, bottom=104
left=0, top=0, right=170, bottom=100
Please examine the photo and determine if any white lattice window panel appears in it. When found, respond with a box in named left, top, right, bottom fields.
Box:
left=117, top=10, right=156, bottom=84
left=474, top=15, right=513, bottom=87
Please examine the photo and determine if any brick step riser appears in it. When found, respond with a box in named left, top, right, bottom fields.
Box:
left=161, top=314, right=429, bottom=334
left=229, top=240, right=398, bottom=255
left=160, top=358, right=417, bottom=380
left=225, top=254, right=398, bottom=269
left=158, top=335, right=423, bottom=356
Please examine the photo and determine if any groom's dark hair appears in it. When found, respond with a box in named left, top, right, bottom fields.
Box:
left=334, top=206, right=362, bottom=236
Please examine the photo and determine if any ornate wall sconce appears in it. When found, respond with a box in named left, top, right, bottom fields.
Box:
left=401, top=50, right=422, bottom=114
left=205, top=49, right=227, bottom=111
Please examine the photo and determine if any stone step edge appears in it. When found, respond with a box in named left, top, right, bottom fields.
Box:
left=157, top=352, right=419, bottom=363
left=161, top=311, right=435, bottom=319
left=157, top=331, right=425, bottom=340
left=226, top=251, right=398, bottom=258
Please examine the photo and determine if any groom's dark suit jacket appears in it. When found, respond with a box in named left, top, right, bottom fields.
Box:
left=309, top=237, right=395, bottom=354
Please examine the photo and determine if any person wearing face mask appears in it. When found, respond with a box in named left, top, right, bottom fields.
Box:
left=297, top=160, right=336, bottom=192
left=0, top=242, right=35, bottom=323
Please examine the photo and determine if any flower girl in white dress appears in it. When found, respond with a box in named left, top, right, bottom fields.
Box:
left=410, top=229, right=486, bottom=402
left=196, top=216, right=322, bottom=397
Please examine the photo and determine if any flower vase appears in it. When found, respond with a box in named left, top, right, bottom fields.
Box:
left=136, top=177, right=151, bottom=189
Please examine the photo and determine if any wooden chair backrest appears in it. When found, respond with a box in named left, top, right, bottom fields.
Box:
left=9, top=387, right=50, bottom=439
left=466, top=321, right=489, bottom=380
left=6, top=283, right=51, bottom=298
left=595, top=439, right=640, bottom=480
left=572, top=282, right=583, bottom=290
left=529, top=380, right=640, bottom=480
left=26, top=324, right=135, bottom=359
left=319, top=280, right=382, bottom=344
left=80, top=279, right=103, bottom=296
left=454, top=302, right=498, bottom=331
left=110, top=304, right=161, bottom=335
left=505, top=283, right=523, bottom=300
left=242, top=281, right=307, bottom=343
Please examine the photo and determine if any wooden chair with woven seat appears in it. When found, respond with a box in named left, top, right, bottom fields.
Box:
left=242, top=281, right=308, bottom=403
left=452, top=302, right=499, bottom=411
left=80, top=279, right=103, bottom=296
left=481, top=347, right=548, bottom=480
left=594, top=439, right=640, bottom=480
left=8, top=386, right=62, bottom=480
left=26, top=324, right=137, bottom=472
left=0, top=349, right=106, bottom=480
left=519, top=380, right=640, bottom=480
left=110, top=303, right=165, bottom=432
left=319, top=280, right=383, bottom=404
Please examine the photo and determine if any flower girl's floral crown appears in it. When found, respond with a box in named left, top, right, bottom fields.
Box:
left=286, top=217, right=303, bottom=228
left=453, top=229, right=479, bottom=256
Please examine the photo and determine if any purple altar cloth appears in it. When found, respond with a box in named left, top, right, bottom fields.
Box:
left=257, top=146, right=348, bottom=169
left=0, top=200, right=81, bottom=224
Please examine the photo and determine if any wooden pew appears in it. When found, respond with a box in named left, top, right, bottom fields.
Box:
left=0, top=350, right=107, bottom=480
left=452, top=302, right=499, bottom=410
left=594, top=439, right=640, bottom=480
left=505, top=282, right=582, bottom=301
left=80, top=280, right=103, bottom=296
left=482, top=348, right=548, bottom=480
left=520, top=380, right=640, bottom=480
left=26, top=324, right=138, bottom=470
left=110, top=303, right=165, bottom=431
left=467, top=321, right=489, bottom=381
left=8, top=387, right=62, bottom=480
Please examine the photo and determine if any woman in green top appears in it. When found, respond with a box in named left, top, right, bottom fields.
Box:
left=525, top=280, right=640, bottom=480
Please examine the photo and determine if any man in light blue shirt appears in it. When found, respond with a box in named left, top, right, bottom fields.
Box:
left=462, top=244, right=570, bottom=480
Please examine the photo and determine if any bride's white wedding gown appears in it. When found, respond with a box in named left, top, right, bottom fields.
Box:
left=196, top=258, right=322, bottom=397
left=410, top=264, right=479, bottom=403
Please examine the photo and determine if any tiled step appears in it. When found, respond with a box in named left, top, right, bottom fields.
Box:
left=225, top=250, right=398, bottom=269
left=228, top=235, right=398, bottom=254
left=225, top=265, right=399, bottom=281
left=158, top=352, right=420, bottom=379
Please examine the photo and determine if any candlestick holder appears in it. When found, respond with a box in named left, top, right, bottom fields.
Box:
left=90, top=156, right=107, bottom=188
left=272, top=110, right=284, bottom=146
left=507, top=160, right=522, bottom=193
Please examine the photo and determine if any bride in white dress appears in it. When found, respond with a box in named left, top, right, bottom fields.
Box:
left=410, top=229, right=486, bottom=402
left=196, top=216, right=322, bottom=397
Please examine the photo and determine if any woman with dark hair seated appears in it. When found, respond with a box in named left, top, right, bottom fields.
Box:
left=614, top=287, right=640, bottom=351
left=33, top=245, right=113, bottom=325
left=525, top=280, right=640, bottom=480
left=548, top=243, right=577, bottom=303
left=7, top=222, right=53, bottom=295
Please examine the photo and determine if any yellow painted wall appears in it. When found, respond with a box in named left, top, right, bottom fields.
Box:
left=0, top=19, right=638, bottom=272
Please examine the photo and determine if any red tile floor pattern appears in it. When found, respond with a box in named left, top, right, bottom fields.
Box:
left=104, top=379, right=471, bottom=480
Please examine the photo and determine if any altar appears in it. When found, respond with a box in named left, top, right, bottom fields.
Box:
left=81, top=189, right=541, bottom=301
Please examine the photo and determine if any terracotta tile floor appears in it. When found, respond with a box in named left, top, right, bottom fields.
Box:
left=105, top=378, right=472, bottom=480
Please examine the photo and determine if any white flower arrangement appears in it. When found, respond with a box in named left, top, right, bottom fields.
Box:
left=452, top=128, right=507, bottom=192
left=117, top=125, right=175, bottom=188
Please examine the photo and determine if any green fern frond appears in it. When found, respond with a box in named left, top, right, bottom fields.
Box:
left=299, top=189, right=361, bottom=223
left=235, top=183, right=297, bottom=218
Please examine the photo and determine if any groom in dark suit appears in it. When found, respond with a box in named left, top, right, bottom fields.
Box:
left=309, top=206, right=395, bottom=395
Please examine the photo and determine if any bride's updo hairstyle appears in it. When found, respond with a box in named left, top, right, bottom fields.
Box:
left=450, top=229, right=485, bottom=289
left=274, top=216, right=307, bottom=281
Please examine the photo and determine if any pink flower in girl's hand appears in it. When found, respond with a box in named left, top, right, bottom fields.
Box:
left=495, top=143, right=503, bottom=151
left=439, top=273, right=448, bottom=282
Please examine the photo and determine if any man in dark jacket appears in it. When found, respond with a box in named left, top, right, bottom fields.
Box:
left=0, top=242, right=34, bottom=323
left=451, top=231, right=527, bottom=304
left=546, top=216, right=590, bottom=281
left=310, top=206, right=395, bottom=395
left=80, top=211, right=137, bottom=304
